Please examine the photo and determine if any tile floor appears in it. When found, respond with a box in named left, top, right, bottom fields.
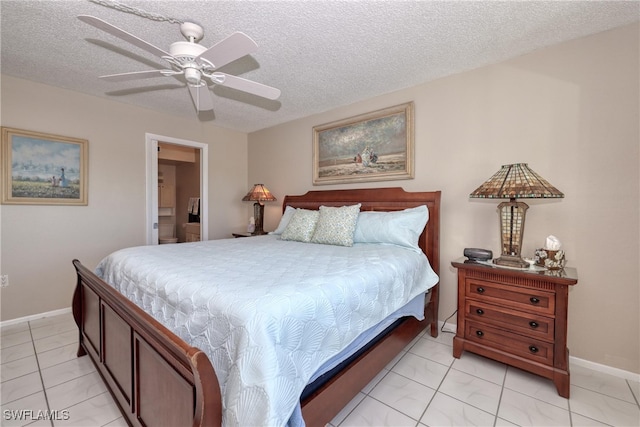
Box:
left=1, top=311, right=639, bottom=426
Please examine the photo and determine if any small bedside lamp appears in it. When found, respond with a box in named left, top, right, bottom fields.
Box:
left=470, top=163, right=564, bottom=268
left=242, top=184, right=277, bottom=235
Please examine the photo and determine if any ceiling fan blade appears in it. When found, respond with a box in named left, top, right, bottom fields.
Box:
left=196, top=32, right=258, bottom=69
left=213, top=73, right=281, bottom=100
left=78, top=15, right=172, bottom=59
left=100, top=70, right=180, bottom=82
left=188, top=85, right=214, bottom=112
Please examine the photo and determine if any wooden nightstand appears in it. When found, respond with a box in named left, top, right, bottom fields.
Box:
left=451, top=258, right=578, bottom=398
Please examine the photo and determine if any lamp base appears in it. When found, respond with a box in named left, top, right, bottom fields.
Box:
left=493, top=255, right=529, bottom=268
left=253, top=202, right=265, bottom=235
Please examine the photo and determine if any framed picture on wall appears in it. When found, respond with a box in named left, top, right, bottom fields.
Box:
left=1, top=127, right=88, bottom=205
left=312, top=102, right=414, bottom=185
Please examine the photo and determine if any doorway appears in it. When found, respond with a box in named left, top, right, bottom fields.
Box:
left=145, top=133, right=209, bottom=245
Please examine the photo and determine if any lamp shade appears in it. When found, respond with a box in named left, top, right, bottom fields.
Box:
left=469, top=163, right=564, bottom=200
left=242, top=184, right=277, bottom=202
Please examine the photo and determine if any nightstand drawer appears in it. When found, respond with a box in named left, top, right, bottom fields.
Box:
left=465, top=300, right=555, bottom=342
left=465, top=321, right=554, bottom=365
left=466, top=279, right=555, bottom=316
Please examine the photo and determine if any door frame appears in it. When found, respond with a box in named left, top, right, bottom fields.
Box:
left=145, top=133, right=209, bottom=245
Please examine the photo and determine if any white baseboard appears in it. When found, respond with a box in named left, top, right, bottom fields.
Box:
left=0, top=307, right=72, bottom=328
left=437, top=320, right=639, bottom=383
left=570, top=356, right=640, bottom=382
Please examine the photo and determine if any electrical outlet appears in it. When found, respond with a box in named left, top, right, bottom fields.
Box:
left=1, top=275, right=8, bottom=288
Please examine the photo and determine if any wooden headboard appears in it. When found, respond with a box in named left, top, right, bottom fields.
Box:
left=282, top=187, right=441, bottom=276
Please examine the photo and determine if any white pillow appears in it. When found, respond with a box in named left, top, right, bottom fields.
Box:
left=310, top=204, right=361, bottom=247
left=353, top=205, right=429, bottom=251
left=280, top=209, right=320, bottom=243
left=270, top=205, right=295, bottom=235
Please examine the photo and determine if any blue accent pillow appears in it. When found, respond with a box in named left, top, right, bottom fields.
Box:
left=270, top=205, right=296, bottom=235
left=353, top=205, right=429, bottom=252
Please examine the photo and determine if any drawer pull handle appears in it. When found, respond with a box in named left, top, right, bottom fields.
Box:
left=476, top=309, right=484, bottom=315
left=477, top=287, right=485, bottom=294
left=529, top=345, right=539, bottom=353
left=476, top=330, right=484, bottom=337
left=530, top=297, right=540, bottom=304
left=529, top=321, right=539, bottom=328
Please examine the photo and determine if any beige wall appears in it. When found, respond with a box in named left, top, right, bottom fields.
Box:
left=0, top=75, right=249, bottom=321
left=248, top=24, right=639, bottom=373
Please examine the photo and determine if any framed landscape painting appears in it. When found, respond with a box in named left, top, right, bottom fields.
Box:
left=1, top=127, right=88, bottom=205
left=313, top=102, right=414, bottom=185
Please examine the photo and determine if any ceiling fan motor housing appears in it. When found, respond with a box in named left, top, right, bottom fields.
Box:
left=169, top=41, right=207, bottom=61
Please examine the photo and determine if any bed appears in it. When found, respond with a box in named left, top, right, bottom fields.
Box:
left=72, top=187, right=441, bottom=427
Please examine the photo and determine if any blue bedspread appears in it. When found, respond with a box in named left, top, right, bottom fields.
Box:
left=96, top=235, right=438, bottom=427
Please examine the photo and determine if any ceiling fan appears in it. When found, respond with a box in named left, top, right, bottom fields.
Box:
left=78, top=15, right=281, bottom=114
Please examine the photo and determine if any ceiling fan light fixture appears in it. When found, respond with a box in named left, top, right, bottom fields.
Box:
left=184, top=67, right=202, bottom=86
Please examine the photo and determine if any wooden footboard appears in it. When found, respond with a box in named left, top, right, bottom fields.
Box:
left=72, top=187, right=440, bottom=427
left=72, top=259, right=222, bottom=427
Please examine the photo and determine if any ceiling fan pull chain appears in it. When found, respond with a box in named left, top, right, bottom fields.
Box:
left=88, top=0, right=184, bottom=25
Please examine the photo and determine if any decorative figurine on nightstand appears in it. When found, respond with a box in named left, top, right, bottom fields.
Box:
left=535, top=235, right=566, bottom=270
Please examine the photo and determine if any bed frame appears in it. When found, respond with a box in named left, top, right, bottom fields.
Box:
left=72, top=187, right=440, bottom=427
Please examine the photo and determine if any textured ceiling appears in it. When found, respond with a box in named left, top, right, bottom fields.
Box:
left=1, top=1, right=638, bottom=133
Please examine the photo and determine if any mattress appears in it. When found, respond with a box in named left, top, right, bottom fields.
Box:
left=301, top=291, right=429, bottom=397
left=96, top=235, right=439, bottom=427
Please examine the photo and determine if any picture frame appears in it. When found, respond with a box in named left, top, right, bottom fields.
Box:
left=1, top=127, right=88, bottom=205
left=313, top=102, right=414, bottom=185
